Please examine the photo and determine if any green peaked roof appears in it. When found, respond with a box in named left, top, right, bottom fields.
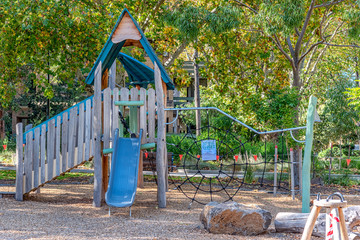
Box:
left=85, top=8, right=174, bottom=90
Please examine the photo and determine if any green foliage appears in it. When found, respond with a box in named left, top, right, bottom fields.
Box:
left=247, top=87, right=299, bottom=130
left=255, top=0, right=305, bottom=35
left=317, top=79, right=360, bottom=146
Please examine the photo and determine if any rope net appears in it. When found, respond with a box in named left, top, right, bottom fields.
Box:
left=164, top=109, right=295, bottom=205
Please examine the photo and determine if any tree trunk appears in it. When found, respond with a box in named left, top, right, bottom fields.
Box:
left=292, top=67, right=301, bottom=186
left=194, top=49, right=201, bottom=136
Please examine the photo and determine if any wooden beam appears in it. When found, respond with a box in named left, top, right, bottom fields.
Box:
left=93, top=62, right=103, bottom=207
left=101, top=68, right=109, bottom=201
left=155, top=62, right=166, bottom=208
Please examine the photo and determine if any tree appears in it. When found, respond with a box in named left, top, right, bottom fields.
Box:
left=163, top=4, right=242, bottom=135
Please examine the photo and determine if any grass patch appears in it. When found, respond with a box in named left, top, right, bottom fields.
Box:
left=0, top=150, right=15, bottom=165
left=56, top=172, right=93, bottom=180
left=0, top=170, right=16, bottom=180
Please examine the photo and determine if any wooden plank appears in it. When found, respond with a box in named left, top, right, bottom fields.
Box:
left=154, top=62, right=166, bottom=208
left=112, top=88, right=119, bottom=141
left=33, top=127, right=40, bottom=189
left=55, top=116, right=61, bottom=176
left=167, top=90, right=174, bottom=133
left=103, top=87, right=111, bottom=195
left=130, top=87, right=138, bottom=134
left=77, top=103, right=85, bottom=165
left=40, top=124, right=46, bottom=184
left=103, top=88, right=111, bottom=149
left=93, top=62, right=103, bottom=207
left=68, top=107, right=77, bottom=168
left=120, top=88, right=130, bottom=137
left=85, top=99, right=91, bottom=161
left=91, top=100, right=94, bottom=157
left=24, top=131, right=33, bottom=193
left=301, top=206, right=321, bottom=240
left=109, top=61, right=116, bottom=89
left=148, top=88, right=156, bottom=143
left=302, top=96, right=317, bottom=213
left=61, top=112, right=69, bottom=172
left=139, top=88, right=147, bottom=143
left=15, top=123, right=24, bottom=201
left=47, top=119, right=55, bottom=181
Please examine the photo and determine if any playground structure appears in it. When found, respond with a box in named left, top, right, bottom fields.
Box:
left=15, top=9, right=174, bottom=208
left=14, top=8, right=319, bottom=214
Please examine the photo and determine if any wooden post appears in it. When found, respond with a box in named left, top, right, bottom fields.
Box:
left=154, top=62, right=166, bottom=208
left=301, top=206, right=321, bottom=240
left=273, top=145, right=278, bottom=196
left=93, top=62, right=103, bottom=207
left=109, top=61, right=116, bottom=90
left=161, top=81, right=168, bottom=191
left=290, top=148, right=295, bottom=200
left=302, top=95, right=317, bottom=213
left=15, top=123, right=24, bottom=201
left=101, top=68, right=109, bottom=202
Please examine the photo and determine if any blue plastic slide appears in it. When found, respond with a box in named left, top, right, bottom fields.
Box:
left=105, top=129, right=143, bottom=208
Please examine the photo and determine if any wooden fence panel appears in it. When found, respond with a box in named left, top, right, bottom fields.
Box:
left=24, top=131, right=33, bottom=193
left=130, top=88, right=138, bottom=133
left=120, top=88, right=130, bottom=137
left=103, top=88, right=111, bottom=149
left=61, top=112, right=69, bottom=172
left=15, top=123, right=24, bottom=201
left=148, top=88, right=156, bottom=143
left=47, top=119, right=55, bottom=181
left=140, top=88, right=147, bottom=143
left=40, top=124, right=46, bottom=184
left=77, top=103, right=85, bottom=165
left=33, top=127, right=40, bottom=189
left=112, top=88, right=119, bottom=144
left=55, top=116, right=61, bottom=176
left=68, top=107, right=77, bottom=168
left=85, top=99, right=91, bottom=161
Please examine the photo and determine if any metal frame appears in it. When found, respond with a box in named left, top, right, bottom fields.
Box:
left=164, top=107, right=307, bottom=135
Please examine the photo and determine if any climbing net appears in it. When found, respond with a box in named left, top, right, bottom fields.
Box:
left=165, top=108, right=297, bottom=205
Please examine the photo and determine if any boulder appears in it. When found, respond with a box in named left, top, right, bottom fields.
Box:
left=200, top=201, right=272, bottom=235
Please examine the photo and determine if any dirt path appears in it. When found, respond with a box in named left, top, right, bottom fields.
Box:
left=1, top=182, right=359, bottom=239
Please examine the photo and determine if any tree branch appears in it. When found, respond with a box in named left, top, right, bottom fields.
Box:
left=287, top=36, right=296, bottom=60
left=314, top=0, right=346, bottom=8
left=141, top=0, right=166, bottom=32
left=164, top=41, right=189, bottom=67
left=232, top=0, right=258, bottom=14
left=270, top=34, right=294, bottom=68
left=294, top=0, right=316, bottom=58
left=299, top=40, right=325, bottom=63
left=323, top=43, right=360, bottom=48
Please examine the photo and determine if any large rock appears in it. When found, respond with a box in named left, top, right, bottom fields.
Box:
left=200, top=201, right=272, bottom=235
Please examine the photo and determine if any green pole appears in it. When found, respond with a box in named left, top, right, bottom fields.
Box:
left=302, top=95, right=317, bottom=213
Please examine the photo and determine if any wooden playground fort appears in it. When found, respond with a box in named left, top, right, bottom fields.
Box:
left=14, top=8, right=319, bottom=214
left=15, top=9, right=174, bottom=208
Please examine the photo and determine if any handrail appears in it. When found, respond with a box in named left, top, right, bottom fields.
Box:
left=164, top=107, right=307, bottom=135
left=23, top=95, right=94, bottom=143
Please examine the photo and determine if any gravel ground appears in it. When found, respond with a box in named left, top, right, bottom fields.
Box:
left=1, top=182, right=359, bottom=240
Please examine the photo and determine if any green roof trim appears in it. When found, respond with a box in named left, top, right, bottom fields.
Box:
left=85, top=8, right=174, bottom=90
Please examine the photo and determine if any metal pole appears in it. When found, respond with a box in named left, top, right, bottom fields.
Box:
left=290, top=148, right=295, bottom=200
left=274, top=145, right=278, bottom=197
